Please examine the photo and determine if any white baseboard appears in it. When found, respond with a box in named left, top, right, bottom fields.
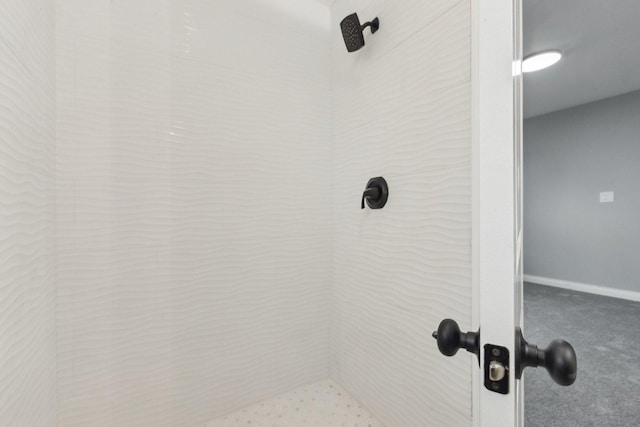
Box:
left=524, top=275, right=640, bottom=303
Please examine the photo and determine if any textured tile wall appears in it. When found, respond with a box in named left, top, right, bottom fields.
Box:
left=55, top=1, right=332, bottom=425
left=0, top=0, right=58, bottom=425
left=53, top=0, right=473, bottom=425
left=330, top=1, right=473, bottom=426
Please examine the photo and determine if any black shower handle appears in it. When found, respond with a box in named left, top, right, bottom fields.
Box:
left=361, top=177, right=388, bottom=209
left=361, top=186, right=380, bottom=209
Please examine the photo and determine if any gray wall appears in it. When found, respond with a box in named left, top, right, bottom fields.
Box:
left=524, top=90, right=640, bottom=293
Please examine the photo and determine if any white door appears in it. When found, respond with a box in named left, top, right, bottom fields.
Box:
left=474, top=0, right=524, bottom=425
left=434, top=2, right=577, bottom=426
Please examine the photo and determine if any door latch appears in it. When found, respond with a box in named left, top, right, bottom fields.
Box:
left=484, top=344, right=509, bottom=394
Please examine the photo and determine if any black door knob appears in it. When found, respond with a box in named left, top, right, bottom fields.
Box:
left=432, top=319, right=480, bottom=363
left=515, top=327, right=577, bottom=386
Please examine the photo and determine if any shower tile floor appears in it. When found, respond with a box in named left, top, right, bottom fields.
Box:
left=205, top=379, right=384, bottom=427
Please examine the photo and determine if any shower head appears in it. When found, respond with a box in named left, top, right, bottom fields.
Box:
left=340, top=13, right=379, bottom=53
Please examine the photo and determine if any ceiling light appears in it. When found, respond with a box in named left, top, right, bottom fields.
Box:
left=522, top=50, right=562, bottom=73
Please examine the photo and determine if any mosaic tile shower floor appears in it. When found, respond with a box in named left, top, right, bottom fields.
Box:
left=205, top=380, right=384, bottom=427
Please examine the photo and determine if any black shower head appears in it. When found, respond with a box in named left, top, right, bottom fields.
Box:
left=340, top=13, right=379, bottom=53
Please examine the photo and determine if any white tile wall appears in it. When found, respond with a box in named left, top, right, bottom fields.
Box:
left=0, top=0, right=476, bottom=425
left=0, top=0, right=58, bottom=425
left=330, top=1, right=473, bottom=426
left=56, top=1, right=332, bottom=426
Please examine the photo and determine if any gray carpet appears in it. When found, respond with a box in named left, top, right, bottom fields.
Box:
left=524, top=283, right=640, bottom=427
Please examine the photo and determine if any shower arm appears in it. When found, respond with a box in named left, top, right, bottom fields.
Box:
left=360, top=18, right=380, bottom=34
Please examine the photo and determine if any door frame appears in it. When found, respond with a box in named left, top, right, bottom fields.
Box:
left=471, top=0, right=523, bottom=426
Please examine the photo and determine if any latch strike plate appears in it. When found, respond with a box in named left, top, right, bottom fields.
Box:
left=484, top=344, right=509, bottom=394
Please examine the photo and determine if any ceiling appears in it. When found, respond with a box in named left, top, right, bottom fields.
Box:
left=524, top=0, right=640, bottom=118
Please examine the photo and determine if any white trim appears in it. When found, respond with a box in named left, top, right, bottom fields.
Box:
left=524, top=275, right=640, bottom=302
